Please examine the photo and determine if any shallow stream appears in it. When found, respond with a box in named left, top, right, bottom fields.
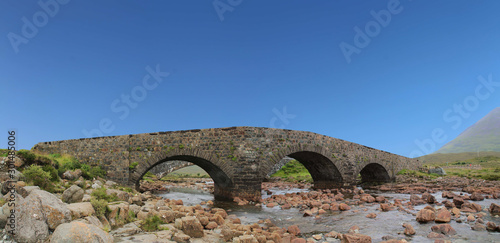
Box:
left=156, top=185, right=500, bottom=243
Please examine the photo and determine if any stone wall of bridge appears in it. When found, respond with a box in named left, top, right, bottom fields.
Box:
left=32, top=126, right=421, bottom=200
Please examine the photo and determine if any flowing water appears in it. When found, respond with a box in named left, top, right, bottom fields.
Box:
left=156, top=184, right=500, bottom=243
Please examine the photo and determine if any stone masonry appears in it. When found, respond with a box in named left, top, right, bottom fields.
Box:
left=32, top=127, right=421, bottom=201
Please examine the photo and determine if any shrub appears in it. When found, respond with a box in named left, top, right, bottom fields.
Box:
left=127, top=210, right=136, bottom=223
left=140, top=215, right=163, bottom=232
left=90, top=198, right=109, bottom=218
left=23, top=165, right=53, bottom=191
left=16, top=149, right=36, bottom=164
left=42, top=165, right=60, bottom=182
left=129, top=162, right=139, bottom=170
left=91, top=187, right=118, bottom=202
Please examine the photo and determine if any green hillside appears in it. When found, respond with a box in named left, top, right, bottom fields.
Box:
left=436, top=107, right=500, bottom=153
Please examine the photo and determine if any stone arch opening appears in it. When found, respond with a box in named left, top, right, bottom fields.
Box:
left=135, top=155, right=233, bottom=200
left=286, top=151, right=343, bottom=189
left=359, top=163, right=391, bottom=183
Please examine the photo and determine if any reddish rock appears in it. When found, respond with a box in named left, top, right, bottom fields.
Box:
left=470, top=192, right=484, bottom=201
left=443, top=200, right=454, bottom=208
left=288, top=225, right=300, bottom=236
left=435, top=208, right=451, bottom=223
left=450, top=207, right=460, bottom=216
left=453, top=197, right=465, bottom=208
left=341, top=233, right=371, bottom=243
left=266, top=202, right=277, bottom=208
left=472, top=222, right=486, bottom=231
left=431, top=224, right=456, bottom=235
left=410, top=194, right=425, bottom=205
left=339, top=203, right=351, bottom=211
left=303, top=210, right=313, bottom=217
left=427, top=232, right=445, bottom=239
left=366, top=213, right=377, bottom=219
left=402, top=223, right=415, bottom=236
left=461, top=202, right=482, bottom=213
left=375, top=196, right=386, bottom=203
left=486, top=222, right=497, bottom=231
left=489, top=203, right=500, bottom=215
left=205, top=221, right=217, bottom=230
left=416, top=209, right=436, bottom=223
left=291, top=238, right=306, bottom=243
left=422, top=192, right=436, bottom=204
left=379, top=203, right=392, bottom=212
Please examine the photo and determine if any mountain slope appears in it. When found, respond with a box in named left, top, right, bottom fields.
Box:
left=435, top=107, right=500, bottom=153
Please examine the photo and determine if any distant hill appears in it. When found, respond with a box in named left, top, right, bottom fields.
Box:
left=419, top=151, right=500, bottom=165
left=435, top=107, right=500, bottom=153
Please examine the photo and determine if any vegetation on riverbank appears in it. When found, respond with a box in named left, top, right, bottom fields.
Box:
left=270, top=160, right=312, bottom=183
left=4, top=149, right=107, bottom=192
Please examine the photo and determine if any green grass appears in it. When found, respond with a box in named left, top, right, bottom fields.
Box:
left=397, top=169, right=440, bottom=179
left=91, top=187, right=119, bottom=202
left=140, top=215, right=164, bottom=232
left=418, top=153, right=500, bottom=181
left=270, top=160, right=313, bottom=183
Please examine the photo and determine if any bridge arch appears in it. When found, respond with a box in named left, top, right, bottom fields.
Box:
left=264, top=145, right=344, bottom=188
left=129, top=149, right=234, bottom=200
left=358, top=163, right=392, bottom=183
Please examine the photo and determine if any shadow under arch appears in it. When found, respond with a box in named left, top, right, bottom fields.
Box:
left=359, top=163, right=392, bottom=183
left=286, top=151, right=344, bottom=189
left=134, top=155, right=233, bottom=201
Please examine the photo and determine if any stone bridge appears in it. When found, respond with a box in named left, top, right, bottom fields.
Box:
left=32, top=127, right=421, bottom=201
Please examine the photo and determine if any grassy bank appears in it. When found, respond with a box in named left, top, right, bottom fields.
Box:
left=421, top=154, right=500, bottom=181
left=270, top=160, right=312, bottom=183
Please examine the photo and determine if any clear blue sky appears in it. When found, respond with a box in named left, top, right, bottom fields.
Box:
left=1, top=0, right=499, bottom=158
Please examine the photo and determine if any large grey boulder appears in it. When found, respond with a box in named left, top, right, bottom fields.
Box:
left=29, top=189, right=71, bottom=230
left=8, top=193, right=50, bottom=243
left=67, top=202, right=95, bottom=219
left=106, top=189, right=130, bottom=201
left=428, top=167, right=446, bottom=176
left=62, top=185, right=84, bottom=203
left=50, top=221, right=113, bottom=243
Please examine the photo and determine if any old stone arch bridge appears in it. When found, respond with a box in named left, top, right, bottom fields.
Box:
left=32, top=127, right=421, bottom=201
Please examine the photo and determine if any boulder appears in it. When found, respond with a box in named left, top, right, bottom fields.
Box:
left=29, top=189, right=71, bottom=230
left=486, top=221, right=497, bottom=231
left=106, top=189, right=130, bottom=202
left=435, top=208, right=451, bottom=223
left=62, top=169, right=82, bottom=180
left=472, top=222, right=486, bottom=231
left=416, top=208, right=435, bottom=223
left=288, top=225, right=300, bottom=236
left=428, top=167, right=446, bottom=175
left=22, top=185, right=40, bottom=195
left=178, top=216, right=204, bottom=238
left=410, top=194, right=425, bottom=205
left=453, top=197, right=465, bottom=208
left=9, top=193, right=50, bottom=243
left=1, top=181, right=27, bottom=196
left=421, top=192, right=436, bottom=204
left=431, top=224, right=456, bottom=235
left=341, top=233, right=372, bottom=243
left=470, top=192, right=484, bottom=201
left=403, top=223, right=415, bottom=235
left=67, top=202, right=95, bottom=219
left=62, top=185, right=84, bottom=203
left=50, top=221, right=113, bottom=242
left=489, top=203, right=500, bottom=215
left=105, top=180, right=117, bottom=187
left=110, top=222, right=142, bottom=237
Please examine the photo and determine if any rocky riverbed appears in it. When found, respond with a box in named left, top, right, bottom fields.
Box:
left=1, top=171, right=500, bottom=242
